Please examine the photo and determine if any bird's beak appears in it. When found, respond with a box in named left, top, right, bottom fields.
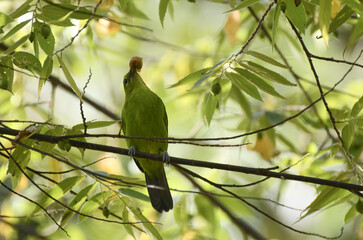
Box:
left=126, top=68, right=135, bottom=84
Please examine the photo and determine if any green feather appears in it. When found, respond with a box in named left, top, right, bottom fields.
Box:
left=121, top=70, right=173, bottom=212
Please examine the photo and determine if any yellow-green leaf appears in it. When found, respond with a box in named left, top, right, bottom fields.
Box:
left=159, top=0, right=169, bottom=27
left=319, top=0, right=332, bottom=46
left=226, top=72, right=262, bottom=101
left=72, top=120, right=120, bottom=130
left=234, top=67, right=285, bottom=99
left=39, top=55, right=53, bottom=98
left=245, top=51, right=288, bottom=68
left=205, top=93, right=219, bottom=126
left=79, top=190, right=113, bottom=221
left=342, top=122, right=355, bottom=149
left=31, top=176, right=86, bottom=216
left=57, top=55, right=82, bottom=99
left=239, top=61, right=296, bottom=86
left=61, top=182, right=98, bottom=226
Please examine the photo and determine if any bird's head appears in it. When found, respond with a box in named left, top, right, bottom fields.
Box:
left=123, top=56, right=144, bottom=94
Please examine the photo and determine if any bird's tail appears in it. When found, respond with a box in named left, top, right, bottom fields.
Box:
left=145, top=169, right=173, bottom=213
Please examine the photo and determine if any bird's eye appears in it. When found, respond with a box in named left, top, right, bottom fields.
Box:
left=123, top=78, right=127, bottom=84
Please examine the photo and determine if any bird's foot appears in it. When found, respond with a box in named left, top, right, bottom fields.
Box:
left=162, top=151, right=170, bottom=166
left=128, top=146, right=136, bottom=157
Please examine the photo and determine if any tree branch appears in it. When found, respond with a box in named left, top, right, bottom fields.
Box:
left=1, top=127, right=362, bottom=192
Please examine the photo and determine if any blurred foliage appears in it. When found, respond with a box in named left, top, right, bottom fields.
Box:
left=0, top=0, right=363, bottom=239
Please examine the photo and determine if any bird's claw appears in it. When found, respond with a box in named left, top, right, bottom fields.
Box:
left=128, top=146, right=136, bottom=157
left=162, top=151, right=170, bottom=166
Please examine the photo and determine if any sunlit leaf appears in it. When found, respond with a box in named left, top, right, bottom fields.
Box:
left=0, top=13, right=12, bottom=27
left=342, top=122, right=355, bottom=149
left=0, top=19, right=31, bottom=42
left=39, top=55, right=53, bottom=97
left=350, top=94, right=363, bottom=117
left=344, top=204, right=359, bottom=223
left=9, top=0, right=32, bottom=19
left=79, top=190, right=113, bottom=221
left=57, top=55, right=82, bottom=99
left=122, top=204, right=135, bottom=239
left=205, top=93, right=219, bottom=126
left=234, top=67, right=285, bottom=98
left=226, top=0, right=260, bottom=12
left=230, top=85, right=252, bottom=119
left=239, top=61, right=296, bottom=86
left=41, top=4, right=93, bottom=21
left=61, top=182, right=98, bottom=226
left=346, top=16, right=363, bottom=51
left=285, top=0, right=306, bottom=33
left=169, top=68, right=210, bottom=88
left=72, top=120, right=120, bottom=130
left=13, top=51, right=42, bottom=73
left=4, top=34, right=30, bottom=54
left=119, top=188, right=149, bottom=202
left=31, top=176, right=86, bottom=215
left=122, top=196, right=162, bottom=240
left=118, top=0, right=130, bottom=10
left=159, top=0, right=169, bottom=27
left=245, top=51, right=288, bottom=68
left=225, top=72, right=262, bottom=101
left=0, top=55, right=14, bottom=92
left=329, top=5, right=354, bottom=33
left=319, top=0, right=332, bottom=46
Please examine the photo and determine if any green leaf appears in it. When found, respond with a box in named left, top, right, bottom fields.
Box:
left=191, top=59, right=226, bottom=89
left=0, top=19, right=31, bottom=42
left=285, top=0, right=306, bottom=33
left=350, top=94, right=363, bottom=117
left=272, top=1, right=281, bottom=48
left=31, top=176, right=86, bottom=215
left=9, top=0, right=33, bottom=19
left=346, top=16, right=363, bottom=51
left=234, top=68, right=285, bottom=98
left=7, top=139, right=34, bottom=184
left=79, top=190, right=113, bottom=221
left=122, top=196, right=162, bottom=240
left=301, top=186, right=347, bottom=219
left=37, top=126, right=63, bottom=159
left=0, top=13, right=12, bottom=27
left=123, top=1, right=149, bottom=19
left=239, top=61, right=296, bottom=86
left=3, top=34, right=29, bottom=54
left=319, top=0, right=332, bottom=45
left=329, top=5, right=354, bottom=33
left=226, top=0, right=260, bottom=12
left=61, top=182, right=98, bottom=226
left=57, top=55, right=82, bottom=99
left=245, top=51, right=288, bottom=68
left=41, top=4, right=93, bottom=21
left=344, top=204, right=358, bottom=223
left=118, top=0, right=130, bottom=10
left=13, top=51, right=42, bottom=73
left=230, top=85, right=252, bottom=119
left=342, top=122, right=355, bottom=149
left=226, top=72, right=262, bottom=101
left=205, top=93, right=219, bottom=126
left=0, top=55, right=14, bottom=92
left=122, top=204, right=135, bottom=239
left=72, top=120, right=120, bottom=130
left=39, top=56, right=53, bottom=97
left=37, top=26, right=55, bottom=55
left=169, top=68, right=209, bottom=88
left=159, top=0, right=169, bottom=27
left=119, top=189, right=149, bottom=202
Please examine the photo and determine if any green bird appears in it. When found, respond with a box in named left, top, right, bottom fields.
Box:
left=121, top=57, right=173, bottom=212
